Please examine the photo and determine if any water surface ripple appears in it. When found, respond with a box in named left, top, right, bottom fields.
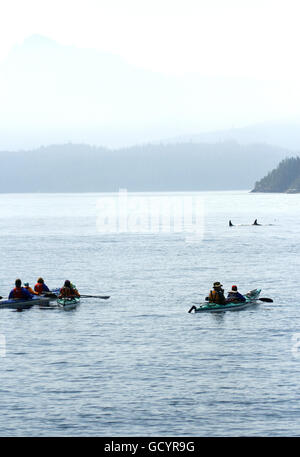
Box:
left=0, top=191, right=299, bottom=436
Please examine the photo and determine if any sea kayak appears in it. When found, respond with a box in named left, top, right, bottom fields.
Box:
left=57, top=297, right=80, bottom=310
left=189, top=289, right=261, bottom=313
left=0, top=295, right=50, bottom=310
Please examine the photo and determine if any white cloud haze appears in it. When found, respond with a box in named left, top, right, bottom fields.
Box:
left=1, top=0, right=300, bottom=149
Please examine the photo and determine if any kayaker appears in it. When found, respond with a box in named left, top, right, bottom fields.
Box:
left=208, top=282, right=226, bottom=304
left=59, top=280, right=80, bottom=298
left=229, top=220, right=234, bottom=227
left=226, top=285, right=246, bottom=302
left=70, top=282, right=79, bottom=294
left=70, top=282, right=80, bottom=297
left=9, top=279, right=33, bottom=300
left=24, top=282, right=39, bottom=296
left=34, top=277, right=50, bottom=295
left=253, top=219, right=261, bottom=226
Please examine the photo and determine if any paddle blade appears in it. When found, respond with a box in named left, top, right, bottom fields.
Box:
left=188, top=305, right=197, bottom=313
left=259, top=297, right=273, bottom=303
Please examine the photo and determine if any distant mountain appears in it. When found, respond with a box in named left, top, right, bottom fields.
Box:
left=163, top=122, right=300, bottom=151
left=1, top=35, right=300, bottom=150
left=0, top=142, right=292, bottom=192
left=252, top=156, right=300, bottom=193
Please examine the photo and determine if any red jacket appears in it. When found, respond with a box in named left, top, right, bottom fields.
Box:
left=34, top=282, right=50, bottom=294
left=34, top=283, right=44, bottom=295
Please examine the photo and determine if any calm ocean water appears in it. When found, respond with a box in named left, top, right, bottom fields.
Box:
left=0, top=190, right=300, bottom=437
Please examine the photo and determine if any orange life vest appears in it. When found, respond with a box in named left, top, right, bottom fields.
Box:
left=12, top=287, right=25, bottom=299
left=59, top=286, right=73, bottom=298
left=209, top=289, right=225, bottom=304
left=59, top=286, right=80, bottom=298
left=25, top=286, right=38, bottom=295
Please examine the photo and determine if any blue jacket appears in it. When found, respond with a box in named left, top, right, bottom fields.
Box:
left=227, top=291, right=246, bottom=302
left=9, top=287, right=33, bottom=300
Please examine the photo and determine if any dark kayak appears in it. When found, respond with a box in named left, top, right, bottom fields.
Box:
left=0, top=295, right=50, bottom=310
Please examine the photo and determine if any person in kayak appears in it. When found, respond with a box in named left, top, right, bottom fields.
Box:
left=226, top=285, right=246, bottom=302
left=229, top=220, right=234, bottom=227
left=208, top=282, right=226, bottom=304
left=69, top=282, right=80, bottom=297
left=59, top=280, right=80, bottom=298
left=9, top=279, right=33, bottom=300
left=24, top=282, right=39, bottom=296
left=34, top=278, right=50, bottom=295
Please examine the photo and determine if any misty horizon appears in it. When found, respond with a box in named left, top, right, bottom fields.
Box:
left=1, top=34, right=300, bottom=151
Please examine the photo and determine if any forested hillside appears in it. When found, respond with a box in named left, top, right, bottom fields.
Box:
left=0, top=142, right=289, bottom=192
left=252, top=157, right=300, bottom=193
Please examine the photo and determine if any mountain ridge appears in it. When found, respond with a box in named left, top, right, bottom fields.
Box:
left=0, top=141, right=293, bottom=193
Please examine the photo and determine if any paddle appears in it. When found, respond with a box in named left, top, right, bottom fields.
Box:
left=80, top=294, right=110, bottom=299
left=44, top=291, right=110, bottom=300
left=44, top=292, right=58, bottom=298
left=188, top=305, right=197, bottom=313
left=192, top=297, right=273, bottom=305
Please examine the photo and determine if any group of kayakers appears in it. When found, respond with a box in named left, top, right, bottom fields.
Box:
left=5, top=278, right=80, bottom=300
left=207, top=281, right=245, bottom=305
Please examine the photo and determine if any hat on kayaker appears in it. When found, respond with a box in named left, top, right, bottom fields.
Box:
left=213, top=281, right=223, bottom=288
left=231, top=285, right=238, bottom=291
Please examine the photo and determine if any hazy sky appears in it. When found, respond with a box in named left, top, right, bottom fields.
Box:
left=1, top=0, right=300, bottom=79
left=1, top=0, right=300, bottom=149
